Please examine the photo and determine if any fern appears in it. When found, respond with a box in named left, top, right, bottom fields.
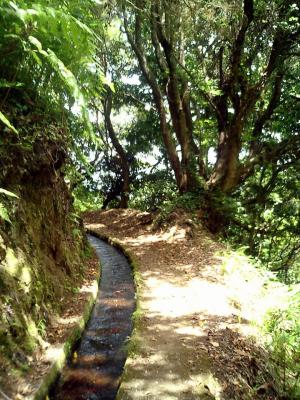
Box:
left=0, top=111, right=18, bottom=134
left=1, top=1, right=101, bottom=143
left=0, top=189, right=18, bottom=223
left=0, top=203, right=11, bottom=223
left=0, top=188, right=19, bottom=198
left=28, top=36, right=94, bottom=141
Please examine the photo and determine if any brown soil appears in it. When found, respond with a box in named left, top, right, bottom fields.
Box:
left=85, top=208, right=280, bottom=400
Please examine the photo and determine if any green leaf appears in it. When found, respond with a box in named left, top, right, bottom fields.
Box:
left=45, top=49, right=84, bottom=106
left=0, top=111, right=18, bottom=134
left=101, top=76, right=115, bottom=93
left=28, top=35, right=43, bottom=51
left=0, top=188, right=19, bottom=198
left=41, top=49, right=94, bottom=140
left=0, top=79, right=23, bottom=88
left=29, top=50, right=42, bottom=66
left=0, top=203, right=11, bottom=223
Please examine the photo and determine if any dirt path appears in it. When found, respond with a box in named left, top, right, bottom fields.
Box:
left=85, top=209, right=278, bottom=400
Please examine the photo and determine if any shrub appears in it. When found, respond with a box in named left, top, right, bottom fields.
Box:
left=264, top=289, right=300, bottom=398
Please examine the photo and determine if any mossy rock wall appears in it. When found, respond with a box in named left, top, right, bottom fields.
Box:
left=0, top=116, right=87, bottom=382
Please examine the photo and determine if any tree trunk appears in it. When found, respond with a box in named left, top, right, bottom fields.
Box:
left=153, top=5, right=197, bottom=192
left=208, top=124, right=241, bottom=193
left=123, top=7, right=183, bottom=191
left=104, top=91, right=130, bottom=208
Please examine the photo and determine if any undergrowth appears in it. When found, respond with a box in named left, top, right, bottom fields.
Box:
left=73, top=185, right=103, bottom=212
left=264, top=289, right=300, bottom=399
left=153, top=191, right=200, bottom=227
left=219, top=248, right=300, bottom=398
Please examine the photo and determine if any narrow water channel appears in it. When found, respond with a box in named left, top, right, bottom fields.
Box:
left=50, top=234, right=136, bottom=400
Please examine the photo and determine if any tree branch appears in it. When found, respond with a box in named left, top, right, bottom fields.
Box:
left=249, top=73, right=283, bottom=156
left=122, top=1, right=182, bottom=187
left=240, top=135, right=300, bottom=183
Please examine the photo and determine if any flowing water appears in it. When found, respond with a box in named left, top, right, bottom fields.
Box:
left=50, top=235, right=136, bottom=400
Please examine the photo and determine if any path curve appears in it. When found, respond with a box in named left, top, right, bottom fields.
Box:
left=51, top=234, right=136, bottom=400
left=85, top=209, right=280, bottom=400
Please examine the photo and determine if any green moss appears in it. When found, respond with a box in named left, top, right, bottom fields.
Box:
left=81, top=243, right=94, bottom=260
left=23, top=336, right=37, bottom=353
left=0, top=175, right=90, bottom=397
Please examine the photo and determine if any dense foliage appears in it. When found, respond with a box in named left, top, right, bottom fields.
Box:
left=0, top=0, right=100, bottom=376
left=265, top=289, right=300, bottom=398
left=1, top=0, right=299, bottom=396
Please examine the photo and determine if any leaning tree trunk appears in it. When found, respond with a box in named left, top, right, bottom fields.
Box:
left=123, top=3, right=202, bottom=193
left=123, top=8, right=184, bottom=191
left=104, top=90, right=130, bottom=208
left=153, top=3, right=198, bottom=192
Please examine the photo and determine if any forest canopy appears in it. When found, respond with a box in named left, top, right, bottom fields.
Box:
left=0, top=0, right=299, bottom=283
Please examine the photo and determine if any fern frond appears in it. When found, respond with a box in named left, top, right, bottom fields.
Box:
left=0, top=203, right=11, bottom=223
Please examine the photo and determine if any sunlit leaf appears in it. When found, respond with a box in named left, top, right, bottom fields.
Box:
left=28, top=35, right=43, bottom=51
left=0, top=203, right=11, bottom=223
left=0, top=111, right=18, bottom=134
left=0, top=188, right=19, bottom=198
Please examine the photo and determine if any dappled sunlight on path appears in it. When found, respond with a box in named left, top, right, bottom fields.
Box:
left=85, top=209, right=278, bottom=400
left=144, top=277, right=235, bottom=318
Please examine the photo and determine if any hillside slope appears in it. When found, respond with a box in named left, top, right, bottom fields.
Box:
left=0, top=119, right=96, bottom=398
